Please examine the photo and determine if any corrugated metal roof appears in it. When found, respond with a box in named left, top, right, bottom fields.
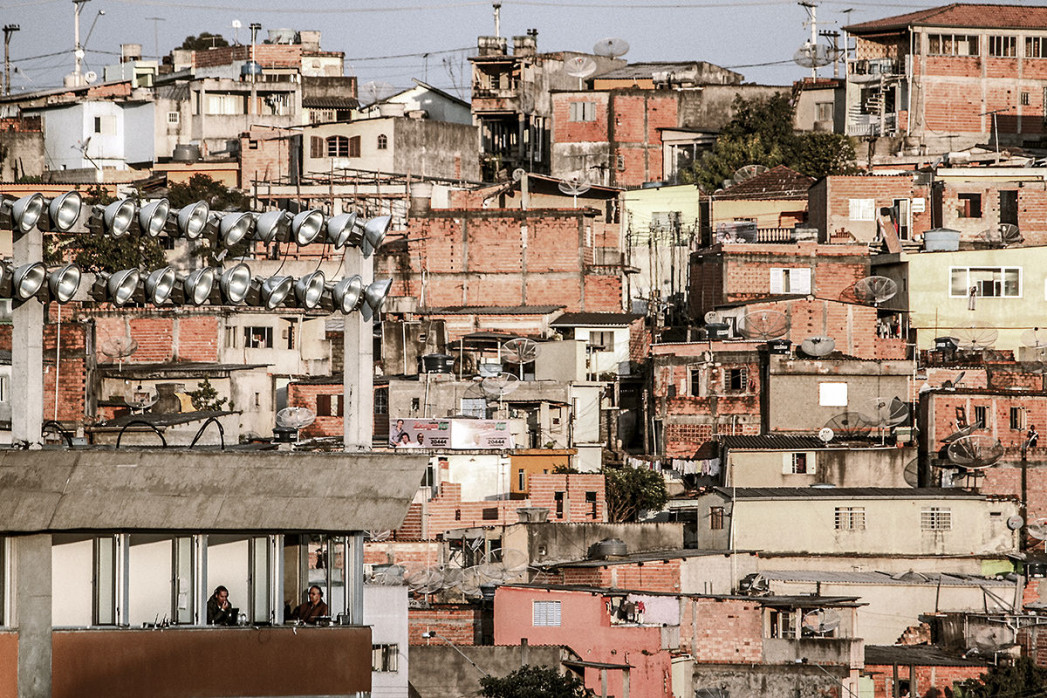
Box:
left=721, top=487, right=985, bottom=499
left=719, top=435, right=836, bottom=451
left=759, top=569, right=1012, bottom=587
left=425, top=305, right=565, bottom=315
left=845, top=3, right=1047, bottom=33
left=303, top=96, right=359, bottom=109
left=551, top=312, right=641, bottom=327
left=866, top=645, right=989, bottom=667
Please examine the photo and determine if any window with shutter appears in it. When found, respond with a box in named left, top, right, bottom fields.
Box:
left=310, top=136, right=323, bottom=158
left=316, top=394, right=332, bottom=416
left=349, top=135, right=361, bottom=157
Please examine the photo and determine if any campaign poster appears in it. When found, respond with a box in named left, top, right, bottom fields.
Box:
left=389, top=418, right=514, bottom=450
left=389, top=419, right=451, bottom=448
left=450, top=419, right=515, bottom=449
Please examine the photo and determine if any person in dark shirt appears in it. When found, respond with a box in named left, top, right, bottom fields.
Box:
left=1028, top=425, right=1039, bottom=450
left=290, top=585, right=329, bottom=624
left=206, top=586, right=236, bottom=626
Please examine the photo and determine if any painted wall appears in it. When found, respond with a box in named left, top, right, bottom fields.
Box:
left=363, top=584, right=410, bottom=698
left=726, top=446, right=916, bottom=488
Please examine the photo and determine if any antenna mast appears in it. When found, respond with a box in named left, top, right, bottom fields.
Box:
left=799, top=1, right=818, bottom=79
left=2, top=24, right=18, bottom=96
left=493, top=2, right=502, bottom=38
left=72, top=0, right=89, bottom=87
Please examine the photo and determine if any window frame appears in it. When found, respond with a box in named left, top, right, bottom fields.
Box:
left=349, top=135, right=361, bottom=157
left=848, top=198, right=876, bottom=221
left=533, top=600, right=562, bottom=626
left=326, top=135, right=349, bottom=158
left=243, top=326, right=274, bottom=349
left=988, top=35, right=1017, bottom=57
left=377, top=134, right=388, bottom=150
left=371, top=643, right=399, bottom=672
left=927, top=33, right=980, bottom=56
left=1028, top=36, right=1047, bottom=58
left=834, top=506, right=866, bottom=531
left=949, top=267, right=1022, bottom=298
left=569, top=101, right=596, bottom=122
left=920, top=507, right=952, bottom=531
left=724, top=366, right=748, bottom=393
left=957, top=193, right=982, bottom=218
left=710, top=506, right=725, bottom=530
left=769, top=267, right=812, bottom=295
left=589, top=330, right=615, bottom=352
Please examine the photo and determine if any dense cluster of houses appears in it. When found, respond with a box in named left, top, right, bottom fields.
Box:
left=6, top=3, right=1047, bottom=698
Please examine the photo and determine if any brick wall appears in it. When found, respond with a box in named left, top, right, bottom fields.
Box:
left=409, top=604, right=483, bottom=645
left=0, top=316, right=90, bottom=427
left=529, top=473, right=606, bottom=522
left=864, top=663, right=985, bottom=698
left=286, top=381, right=342, bottom=438
left=682, top=597, right=764, bottom=663
left=240, top=128, right=292, bottom=187
left=193, top=44, right=303, bottom=69
left=90, top=310, right=221, bottom=365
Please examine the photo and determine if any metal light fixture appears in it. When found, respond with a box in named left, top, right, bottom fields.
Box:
left=255, top=210, right=290, bottom=245
left=325, top=275, right=364, bottom=314
left=98, top=199, right=137, bottom=238
left=290, top=209, right=324, bottom=246
left=91, top=268, right=140, bottom=306
left=293, top=270, right=326, bottom=309
left=143, top=266, right=177, bottom=305
left=325, top=212, right=358, bottom=248
left=260, top=275, right=292, bottom=309
left=360, top=215, right=392, bottom=258
left=9, top=262, right=46, bottom=300
left=45, top=191, right=83, bottom=232
left=46, top=264, right=81, bottom=303
left=3, top=193, right=45, bottom=233
left=138, top=199, right=170, bottom=238
left=220, top=263, right=252, bottom=304
left=176, top=201, right=210, bottom=239
left=361, top=278, right=393, bottom=320
left=183, top=267, right=216, bottom=306
left=219, top=212, right=254, bottom=248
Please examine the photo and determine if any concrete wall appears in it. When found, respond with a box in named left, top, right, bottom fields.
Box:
left=808, top=175, right=933, bottom=243
left=123, top=102, right=155, bottom=165
left=0, top=129, right=45, bottom=181
left=692, top=662, right=847, bottom=698
left=726, top=447, right=916, bottom=488
left=363, top=584, right=410, bottom=698
left=408, top=644, right=565, bottom=698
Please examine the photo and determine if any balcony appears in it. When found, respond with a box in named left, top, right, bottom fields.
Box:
left=848, top=58, right=903, bottom=83
left=50, top=625, right=371, bottom=698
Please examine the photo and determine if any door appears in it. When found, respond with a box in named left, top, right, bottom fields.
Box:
left=1000, top=190, right=1019, bottom=226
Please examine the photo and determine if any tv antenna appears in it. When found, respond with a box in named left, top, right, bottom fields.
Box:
left=405, top=565, right=445, bottom=596
left=99, top=324, right=139, bottom=371
left=558, top=173, right=591, bottom=207
left=939, top=370, right=966, bottom=391
left=359, top=80, right=397, bottom=105
left=593, top=37, right=629, bottom=59
left=793, top=41, right=834, bottom=69
left=980, top=223, right=1023, bottom=248
left=481, top=549, right=529, bottom=584
left=481, top=372, right=521, bottom=407
left=564, top=55, right=597, bottom=89
left=369, top=564, right=405, bottom=586
left=818, top=426, right=835, bottom=444
left=902, top=457, right=920, bottom=487
left=1021, top=328, right=1047, bottom=353
left=1027, top=518, right=1047, bottom=549
left=823, top=412, right=873, bottom=437
left=124, top=383, right=159, bottom=413
left=800, top=335, right=836, bottom=358
left=365, top=529, right=392, bottom=542
left=739, top=308, right=789, bottom=340
left=852, top=275, right=898, bottom=306
left=730, top=164, right=768, bottom=186
left=953, top=326, right=998, bottom=351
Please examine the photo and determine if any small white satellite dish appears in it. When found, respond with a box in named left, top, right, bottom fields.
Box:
left=558, top=174, right=592, bottom=197
left=1028, top=518, right=1047, bottom=540
left=512, top=168, right=527, bottom=182
left=232, top=19, right=242, bottom=28
left=1007, top=515, right=1024, bottom=531
left=564, top=55, right=598, bottom=79
left=593, top=37, right=630, bottom=58
left=1022, top=328, right=1047, bottom=349
left=276, top=406, right=316, bottom=430
left=84, top=71, right=98, bottom=84
left=704, top=310, right=723, bottom=324
left=818, top=427, right=834, bottom=444
left=800, top=335, right=836, bottom=357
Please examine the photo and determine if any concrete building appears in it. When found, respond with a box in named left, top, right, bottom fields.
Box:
left=363, top=584, right=410, bottom=698
left=710, top=165, right=815, bottom=236
left=354, top=80, right=472, bottom=125
left=807, top=173, right=933, bottom=245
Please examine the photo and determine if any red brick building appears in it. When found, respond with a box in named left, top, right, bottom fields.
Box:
left=807, top=175, right=934, bottom=244
left=863, top=645, right=988, bottom=697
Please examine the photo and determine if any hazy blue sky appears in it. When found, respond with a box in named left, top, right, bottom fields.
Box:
left=0, top=0, right=984, bottom=95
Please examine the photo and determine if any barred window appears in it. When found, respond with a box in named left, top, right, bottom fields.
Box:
left=921, top=507, right=952, bottom=531
left=533, top=600, right=562, bottom=626
left=372, top=644, right=399, bottom=672
left=711, top=506, right=725, bottom=530
left=834, top=507, right=866, bottom=530
left=1028, top=36, right=1047, bottom=58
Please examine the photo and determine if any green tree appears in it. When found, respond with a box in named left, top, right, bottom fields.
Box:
left=954, top=657, right=1047, bottom=697
left=604, top=466, right=668, bottom=522
left=683, top=94, right=858, bottom=191
left=179, top=33, right=230, bottom=51
left=186, top=378, right=229, bottom=412
left=480, top=666, right=591, bottom=698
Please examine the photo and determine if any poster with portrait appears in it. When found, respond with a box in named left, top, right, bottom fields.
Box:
left=389, top=418, right=513, bottom=450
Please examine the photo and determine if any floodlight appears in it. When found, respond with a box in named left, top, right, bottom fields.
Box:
left=4, top=193, right=45, bottom=233
left=220, top=263, right=252, bottom=304
left=255, top=210, right=290, bottom=245
left=326, top=275, right=364, bottom=314
left=360, top=215, right=392, bottom=257
left=361, top=278, right=393, bottom=320
left=143, top=267, right=177, bottom=305
left=293, top=270, right=326, bottom=309
left=91, top=268, right=140, bottom=306
left=47, top=264, right=81, bottom=303
left=138, top=199, right=170, bottom=238
left=260, top=275, right=292, bottom=309
left=9, top=262, right=46, bottom=300
left=98, top=199, right=136, bottom=238
left=46, top=191, right=83, bottom=232
left=291, top=209, right=324, bottom=246
left=176, top=201, right=210, bottom=239
left=325, top=212, right=358, bottom=248
left=183, top=267, right=215, bottom=306
left=219, top=212, right=254, bottom=248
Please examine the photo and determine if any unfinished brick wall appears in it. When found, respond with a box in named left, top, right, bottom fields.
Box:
left=240, top=128, right=292, bottom=188
left=551, top=559, right=683, bottom=593
left=529, top=473, right=606, bottom=522
left=192, top=44, right=303, bottom=69
left=286, top=381, right=342, bottom=438
left=681, top=597, right=763, bottom=663
left=864, top=663, right=985, bottom=698
left=0, top=316, right=89, bottom=426
left=89, top=310, right=221, bottom=365
left=409, top=604, right=483, bottom=646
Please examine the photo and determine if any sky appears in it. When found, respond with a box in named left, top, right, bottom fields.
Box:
left=0, top=0, right=1033, bottom=97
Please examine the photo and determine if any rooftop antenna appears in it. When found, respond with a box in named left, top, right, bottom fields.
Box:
left=1022, top=328, right=1047, bottom=362
left=798, top=1, right=820, bottom=78
left=564, top=55, right=597, bottom=90
left=823, top=412, right=873, bottom=438
left=360, top=80, right=397, bottom=105
left=902, top=457, right=920, bottom=487
left=866, top=395, right=909, bottom=444
left=793, top=42, right=834, bottom=71
left=481, top=372, right=521, bottom=409
left=593, top=37, right=630, bottom=59
left=99, top=322, right=139, bottom=371
left=852, top=275, right=898, bottom=306
left=802, top=608, right=841, bottom=636
left=369, top=564, right=405, bottom=586
left=493, top=2, right=501, bottom=38
left=818, top=426, right=835, bottom=444
left=1027, top=517, right=1047, bottom=551
left=72, top=0, right=90, bottom=86
left=800, top=335, right=836, bottom=358
left=740, top=308, right=789, bottom=340
left=558, top=173, right=591, bottom=208
left=730, top=164, right=768, bottom=186
left=2, top=24, right=19, bottom=96
left=231, top=19, right=242, bottom=45
left=946, top=433, right=1004, bottom=480
left=980, top=223, right=1023, bottom=248
left=124, top=383, right=159, bottom=413
left=276, top=406, right=316, bottom=430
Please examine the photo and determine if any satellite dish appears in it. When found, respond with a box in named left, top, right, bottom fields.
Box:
left=866, top=396, right=909, bottom=428
left=502, top=337, right=539, bottom=365
left=482, top=549, right=529, bottom=583
left=232, top=19, right=242, bottom=28
left=852, top=276, right=898, bottom=305
left=731, top=164, right=768, bottom=185
left=84, top=71, right=98, bottom=84
left=818, top=427, right=835, bottom=444
left=564, top=55, right=598, bottom=78
left=481, top=372, right=521, bottom=399
left=365, top=530, right=392, bottom=542
left=940, top=370, right=967, bottom=391
left=824, top=412, right=873, bottom=437
left=981, top=223, right=1023, bottom=248
left=704, top=310, right=723, bottom=324
left=1027, top=518, right=1047, bottom=540
left=971, top=626, right=1011, bottom=654
left=360, top=80, right=397, bottom=105
left=740, top=309, right=789, bottom=340
left=100, top=336, right=138, bottom=360
left=593, top=37, right=630, bottom=58
left=370, top=564, right=405, bottom=586
left=954, top=326, right=998, bottom=351
left=405, top=566, right=445, bottom=595
left=1007, top=515, right=1025, bottom=531
left=275, top=406, right=316, bottom=430
left=903, top=458, right=920, bottom=487
left=800, top=335, right=836, bottom=357
left=946, top=433, right=1004, bottom=470
left=125, top=383, right=159, bottom=412
left=941, top=420, right=983, bottom=445
left=458, top=567, right=483, bottom=598
left=793, top=42, right=834, bottom=68
left=511, top=168, right=527, bottom=182
left=1021, top=328, right=1047, bottom=349
left=802, top=608, right=841, bottom=635
left=558, top=174, right=592, bottom=197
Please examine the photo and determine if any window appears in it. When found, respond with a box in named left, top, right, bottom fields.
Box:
left=377, top=134, right=388, bottom=150
left=950, top=267, right=1021, bottom=298
left=326, top=136, right=349, bottom=157
left=989, top=35, right=1017, bottom=57
left=554, top=491, right=565, bottom=518
left=93, top=115, right=116, bottom=134
left=787, top=453, right=811, bottom=474
left=819, top=382, right=848, bottom=407
left=973, top=405, right=988, bottom=427
left=533, top=600, right=562, bottom=626
left=518, top=468, right=527, bottom=490
left=928, top=33, right=979, bottom=56
left=569, top=101, right=596, bottom=122
left=1028, top=36, right=1047, bottom=58
left=1011, top=407, right=1026, bottom=430
left=310, top=136, right=323, bottom=158
left=816, top=101, right=834, bottom=123
left=205, top=94, right=244, bottom=115
left=724, top=367, right=748, bottom=392
left=243, top=326, right=274, bottom=349
left=710, top=506, right=725, bottom=530
left=958, top=193, right=982, bottom=218
left=616, top=154, right=625, bottom=171
left=482, top=507, right=499, bottom=520
left=0, top=375, right=8, bottom=403
left=589, top=331, right=614, bottom=351
left=224, top=326, right=238, bottom=349
left=769, top=268, right=812, bottom=294
left=167, top=111, right=180, bottom=125
left=690, top=368, right=703, bottom=397
left=835, top=507, right=866, bottom=530
left=768, top=609, right=795, bottom=638
left=374, top=387, right=388, bottom=416
left=848, top=198, right=876, bottom=221
left=461, top=397, right=487, bottom=418
left=1022, top=92, right=1031, bottom=106
left=316, top=394, right=344, bottom=417
left=586, top=491, right=598, bottom=518
left=372, top=644, right=399, bottom=672
left=349, top=135, right=361, bottom=157
left=921, top=507, right=952, bottom=531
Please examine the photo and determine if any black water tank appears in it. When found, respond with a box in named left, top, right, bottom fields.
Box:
left=705, top=323, right=729, bottom=339
left=421, top=353, right=454, bottom=374
left=767, top=339, right=792, bottom=355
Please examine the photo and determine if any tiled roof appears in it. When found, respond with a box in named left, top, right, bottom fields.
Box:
left=594, top=61, right=739, bottom=81
left=845, top=3, right=1047, bottom=33
left=551, top=312, right=641, bottom=327
left=424, top=305, right=565, bottom=315
left=715, top=165, right=815, bottom=201
left=302, top=96, right=358, bottom=109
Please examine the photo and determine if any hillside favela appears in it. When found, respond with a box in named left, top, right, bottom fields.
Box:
left=10, top=1, right=1047, bottom=696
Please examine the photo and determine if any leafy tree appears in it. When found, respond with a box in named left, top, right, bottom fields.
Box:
left=954, top=657, right=1047, bottom=697
left=683, top=94, right=859, bottom=191
left=187, top=378, right=229, bottom=412
left=179, top=33, right=230, bottom=51
left=604, top=466, right=668, bottom=522
left=480, top=666, right=591, bottom=698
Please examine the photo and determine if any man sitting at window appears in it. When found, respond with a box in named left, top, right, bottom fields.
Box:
left=289, top=585, right=329, bottom=624
left=206, top=585, right=237, bottom=626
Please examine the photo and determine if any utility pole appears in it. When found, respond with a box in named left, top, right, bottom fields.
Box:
left=2, top=24, right=18, bottom=96
left=799, top=1, right=819, bottom=80
left=249, top=22, right=261, bottom=115
left=73, top=0, right=89, bottom=86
